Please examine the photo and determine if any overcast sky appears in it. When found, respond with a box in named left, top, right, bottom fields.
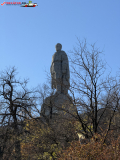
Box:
left=0, top=0, right=120, bottom=100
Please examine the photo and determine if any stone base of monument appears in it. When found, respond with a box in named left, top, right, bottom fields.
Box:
left=40, top=92, right=78, bottom=149
left=41, top=92, right=77, bottom=121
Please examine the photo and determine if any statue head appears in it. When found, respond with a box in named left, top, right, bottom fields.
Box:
left=55, top=43, right=62, bottom=51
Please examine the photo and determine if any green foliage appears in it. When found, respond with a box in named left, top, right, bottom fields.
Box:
left=20, top=118, right=65, bottom=159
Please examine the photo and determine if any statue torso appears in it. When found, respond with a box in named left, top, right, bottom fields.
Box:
left=51, top=51, right=66, bottom=72
left=51, top=50, right=70, bottom=80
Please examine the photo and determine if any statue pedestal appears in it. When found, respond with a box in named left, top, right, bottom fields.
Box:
left=41, top=93, right=77, bottom=121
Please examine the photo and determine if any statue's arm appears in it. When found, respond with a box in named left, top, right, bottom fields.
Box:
left=50, top=63, right=52, bottom=73
left=50, top=56, right=54, bottom=74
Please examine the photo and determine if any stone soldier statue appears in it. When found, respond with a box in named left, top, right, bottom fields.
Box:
left=50, top=43, right=70, bottom=94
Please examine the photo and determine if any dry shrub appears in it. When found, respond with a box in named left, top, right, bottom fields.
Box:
left=57, top=130, right=120, bottom=160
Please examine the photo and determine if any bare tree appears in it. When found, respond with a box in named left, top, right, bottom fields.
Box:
left=100, top=76, right=120, bottom=144
left=0, top=66, right=37, bottom=160
left=68, top=38, right=119, bottom=141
